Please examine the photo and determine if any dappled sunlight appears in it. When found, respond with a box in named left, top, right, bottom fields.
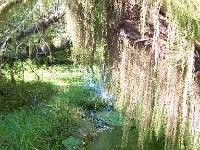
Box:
left=1, top=0, right=200, bottom=149
left=0, top=64, right=110, bottom=149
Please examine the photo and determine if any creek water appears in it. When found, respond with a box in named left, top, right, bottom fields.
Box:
left=78, top=126, right=138, bottom=150
left=77, top=125, right=165, bottom=150
left=77, top=69, right=165, bottom=150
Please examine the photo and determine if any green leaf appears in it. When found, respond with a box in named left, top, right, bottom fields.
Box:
left=96, top=111, right=124, bottom=126
left=62, top=136, right=81, bottom=148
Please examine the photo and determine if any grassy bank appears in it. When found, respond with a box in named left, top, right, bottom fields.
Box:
left=0, top=63, right=100, bottom=149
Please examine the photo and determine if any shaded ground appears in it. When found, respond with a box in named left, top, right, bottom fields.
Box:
left=0, top=64, right=120, bottom=149
left=0, top=64, right=166, bottom=149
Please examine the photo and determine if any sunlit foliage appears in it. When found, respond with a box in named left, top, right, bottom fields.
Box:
left=0, top=0, right=200, bottom=149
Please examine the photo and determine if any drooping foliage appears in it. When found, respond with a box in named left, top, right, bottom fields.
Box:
left=109, top=1, right=200, bottom=150
left=63, top=0, right=200, bottom=149
left=0, top=0, right=200, bottom=149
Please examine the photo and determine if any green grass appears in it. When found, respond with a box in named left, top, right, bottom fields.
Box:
left=0, top=63, right=101, bottom=149
left=0, top=106, right=69, bottom=150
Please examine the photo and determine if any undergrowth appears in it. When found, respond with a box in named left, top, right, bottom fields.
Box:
left=0, top=62, right=105, bottom=149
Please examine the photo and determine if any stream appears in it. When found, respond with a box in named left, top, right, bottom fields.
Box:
left=69, top=69, right=139, bottom=150
left=77, top=126, right=138, bottom=150
left=63, top=68, right=165, bottom=150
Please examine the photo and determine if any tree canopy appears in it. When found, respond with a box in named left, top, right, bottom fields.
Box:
left=0, top=0, right=200, bottom=149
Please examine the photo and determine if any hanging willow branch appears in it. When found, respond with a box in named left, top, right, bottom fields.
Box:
left=0, top=9, right=65, bottom=47
left=194, top=39, right=200, bottom=49
left=0, top=35, right=72, bottom=68
left=0, top=0, right=23, bottom=17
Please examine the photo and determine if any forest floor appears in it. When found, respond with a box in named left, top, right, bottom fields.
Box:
left=0, top=63, right=130, bottom=150
left=0, top=63, right=165, bottom=150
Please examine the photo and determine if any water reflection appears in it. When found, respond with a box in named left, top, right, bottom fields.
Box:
left=78, top=126, right=138, bottom=150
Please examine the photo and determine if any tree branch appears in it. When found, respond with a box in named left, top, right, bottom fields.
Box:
left=0, top=0, right=23, bottom=17
left=195, top=39, right=200, bottom=50
left=0, top=10, right=65, bottom=47
left=1, top=35, right=72, bottom=67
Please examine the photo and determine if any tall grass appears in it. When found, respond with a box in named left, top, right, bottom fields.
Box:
left=0, top=63, right=91, bottom=149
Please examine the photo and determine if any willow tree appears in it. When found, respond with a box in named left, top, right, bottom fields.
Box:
left=0, top=0, right=72, bottom=84
left=63, top=0, right=200, bottom=149
left=1, top=0, right=200, bottom=149
left=109, top=1, right=200, bottom=150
